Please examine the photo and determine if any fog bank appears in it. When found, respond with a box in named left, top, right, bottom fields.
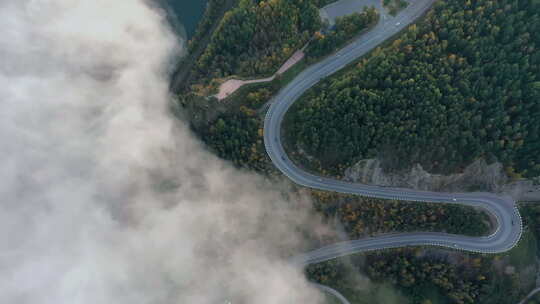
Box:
left=0, top=1, right=325, bottom=303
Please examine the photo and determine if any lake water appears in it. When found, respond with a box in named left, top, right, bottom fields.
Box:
left=165, top=0, right=208, bottom=39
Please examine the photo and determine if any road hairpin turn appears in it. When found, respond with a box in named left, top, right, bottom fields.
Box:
left=262, top=0, right=523, bottom=302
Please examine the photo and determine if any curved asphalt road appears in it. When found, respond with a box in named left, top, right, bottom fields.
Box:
left=262, top=0, right=523, bottom=292
left=311, top=283, right=351, bottom=304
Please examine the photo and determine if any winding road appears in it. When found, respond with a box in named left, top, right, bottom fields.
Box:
left=261, top=0, right=524, bottom=302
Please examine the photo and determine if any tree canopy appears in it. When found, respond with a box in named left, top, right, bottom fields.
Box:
left=285, top=0, right=540, bottom=177
left=194, top=0, right=322, bottom=81
left=307, top=7, right=379, bottom=59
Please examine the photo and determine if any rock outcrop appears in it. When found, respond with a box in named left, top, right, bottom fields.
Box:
left=345, top=159, right=509, bottom=192
left=344, top=158, right=540, bottom=201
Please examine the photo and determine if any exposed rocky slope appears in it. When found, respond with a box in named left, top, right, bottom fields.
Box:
left=344, top=158, right=540, bottom=201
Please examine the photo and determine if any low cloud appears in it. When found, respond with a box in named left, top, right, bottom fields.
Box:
left=0, top=1, right=325, bottom=303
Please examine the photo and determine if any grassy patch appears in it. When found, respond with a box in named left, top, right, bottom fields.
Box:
left=526, top=293, right=540, bottom=304
left=323, top=293, right=342, bottom=304
left=274, top=59, right=309, bottom=87
left=482, top=228, right=538, bottom=303
left=508, top=230, right=537, bottom=270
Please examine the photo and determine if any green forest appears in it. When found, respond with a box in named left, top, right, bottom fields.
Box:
left=185, top=0, right=540, bottom=303
left=311, top=191, right=491, bottom=238
left=285, top=0, right=540, bottom=177
left=306, top=203, right=540, bottom=304
left=201, top=107, right=271, bottom=172
left=193, top=0, right=322, bottom=82
left=307, top=7, right=379, bottom=59
left=187, top=0, right=232, bottom=53
left=306, top=248, right=498, bottom=304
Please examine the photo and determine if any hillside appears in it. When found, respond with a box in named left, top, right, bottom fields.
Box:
left=285, top=0, right=540, bottom=178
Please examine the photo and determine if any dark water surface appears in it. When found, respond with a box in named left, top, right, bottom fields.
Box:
left=166, top=0, right=208, bottom=38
